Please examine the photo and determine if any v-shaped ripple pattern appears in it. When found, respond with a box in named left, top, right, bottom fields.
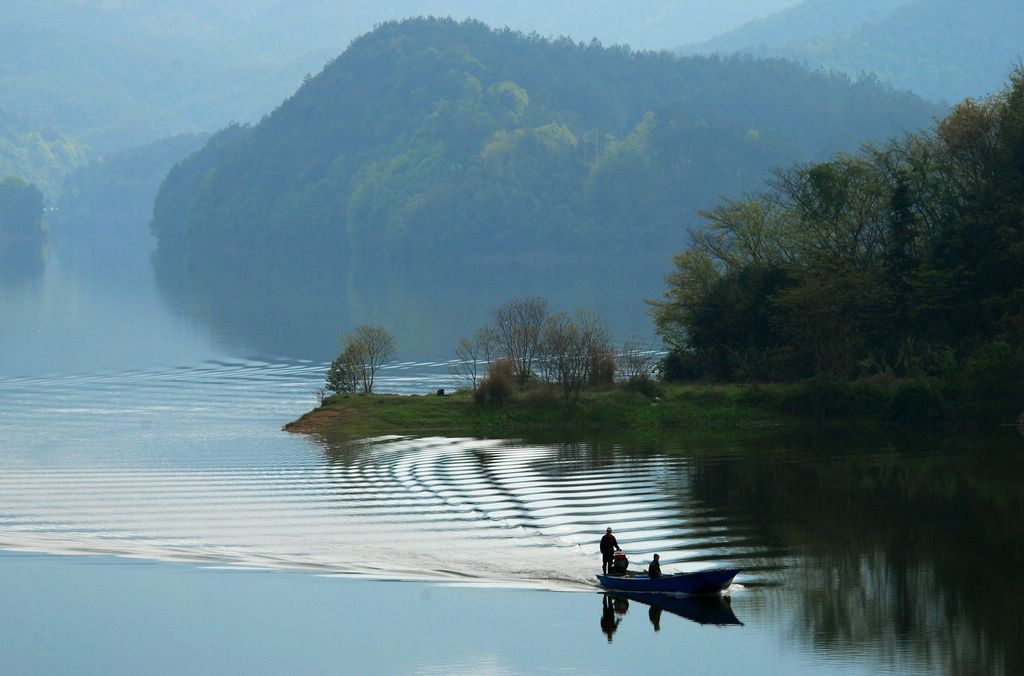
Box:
left=0, top=360, right=780, bottom=589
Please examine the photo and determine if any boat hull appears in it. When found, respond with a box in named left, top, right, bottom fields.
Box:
left=596, top=567, right=740, bottom=595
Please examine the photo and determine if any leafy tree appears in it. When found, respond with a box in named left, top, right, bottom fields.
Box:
left=325, top=352, right=358, bottom=394
left=329, top=325, right=397, bottom=394
left=653, top=67, right=1024, bottom=394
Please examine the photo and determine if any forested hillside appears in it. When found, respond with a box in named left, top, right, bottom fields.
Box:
left=151, top=18, right=939, bottom=271
left=0, top=107, right=87, bottom=199
left=1, top=0, right=795, bottom=163
left=686, top=0, right=1024, bottom=103
left=653, top=69, right=1024, bottom=414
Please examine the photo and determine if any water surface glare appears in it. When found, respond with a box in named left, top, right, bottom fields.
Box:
left=0, top=360, right=769, bottom=589
left=3, top=356, right=1022, bottom=674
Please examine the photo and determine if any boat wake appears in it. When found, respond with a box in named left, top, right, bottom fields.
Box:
left=0, top=361, right=778, bottom=589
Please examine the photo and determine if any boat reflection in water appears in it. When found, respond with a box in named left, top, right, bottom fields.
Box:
left=600, top=592, right=743, bottom=641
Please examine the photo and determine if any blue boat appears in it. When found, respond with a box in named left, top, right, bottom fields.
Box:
left=596, top=567, right=740, bottom=595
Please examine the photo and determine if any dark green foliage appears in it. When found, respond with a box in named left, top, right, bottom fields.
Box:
left=686, top=264, right=794, bottom=381
left=955, top=342, right=1024, bottom=421
left=778, top=377, right=891, bottom=420
left=660, top=350, right=701, bottom=382
left=623, top=376, right=665, bottom=400
left=325, top=354, right=354, bottom=394
left=653, top=69, right=1024, bottom=421
left=151, top=17, right=938, bottom=270
left=888, top=378, right=947, bottom=422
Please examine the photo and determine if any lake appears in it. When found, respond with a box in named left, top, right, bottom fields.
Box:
left=1, top=244, right=1021, bottom=674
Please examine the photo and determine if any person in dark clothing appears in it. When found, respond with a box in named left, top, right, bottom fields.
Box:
left=648, top=553, right=662, bottom=579
left=600, top=595, right=623, bottom=642
left=600, top=527, right=621, bottom=574
left=648, top=604, right=662, bottom=632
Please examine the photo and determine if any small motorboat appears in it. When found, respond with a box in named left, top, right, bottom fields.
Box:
left=596, top=567, right=740, bottom=595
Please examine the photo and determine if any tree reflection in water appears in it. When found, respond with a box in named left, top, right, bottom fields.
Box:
left=683, top=428, right=1024, bottom=674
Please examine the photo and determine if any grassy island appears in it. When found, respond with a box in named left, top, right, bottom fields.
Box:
left=285, top=376, right=1023, bottom=441
left=284, top=384, right=788, bottom=440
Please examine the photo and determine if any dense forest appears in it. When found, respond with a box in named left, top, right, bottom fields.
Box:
left=0, top=0, right=790, bottom=166
left=687, top=0, right=1024, bottom=103
left=151, top=17, right=938, bottom=271
left=653, top=69, right=1024, bottom=416
left=0, top=107, right=86, bottom=200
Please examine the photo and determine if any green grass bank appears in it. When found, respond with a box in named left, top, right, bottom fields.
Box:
left=285, top=377, right=1023, bottom=440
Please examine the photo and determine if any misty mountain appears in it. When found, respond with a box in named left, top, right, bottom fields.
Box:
left=0, top=107, right=87, bottom=199
left=684, top=0, right=1023, bottom=103
left=151, top=18, right=939, bottom=273
left=53, top=133, right=209, bottom=256
left=1, top=0, right=800, bottom=162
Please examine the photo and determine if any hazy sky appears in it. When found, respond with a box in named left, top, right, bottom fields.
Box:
left=121, top=0, right=808, bottom=54
left=400, top=1, right=807, bottom=48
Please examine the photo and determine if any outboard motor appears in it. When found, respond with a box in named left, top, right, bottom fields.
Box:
left=610, top=551, right=629, bottom=576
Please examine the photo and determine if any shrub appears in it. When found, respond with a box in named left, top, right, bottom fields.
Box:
left=589, top=347, right=617, bottom=387
left=520, top=383, right=559, bottom=407
left=781, top=376, right=889, bottom=419
left=623, top=376, right=665, bottom=400
left=474, top=358, right=515, bottom=406
left=660, top=349, right=700, bottom=382
left=955, top=341, right=1024, bottom=421
left=888, top=378, right=946, bottom=422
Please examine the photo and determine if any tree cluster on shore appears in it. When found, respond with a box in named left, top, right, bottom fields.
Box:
left=651, top=69, right=1024, bottom=419
left=449, top=297, right=658, bottom=405
left=324, top=325, right=397, bottom=395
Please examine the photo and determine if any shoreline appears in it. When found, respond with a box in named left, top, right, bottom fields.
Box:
left=284, top=380, right=1024, bottom=442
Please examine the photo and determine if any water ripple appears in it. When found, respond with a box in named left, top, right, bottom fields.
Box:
left=0, top=361, right=784, bottom=589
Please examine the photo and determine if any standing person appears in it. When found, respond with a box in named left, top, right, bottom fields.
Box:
left=600, top=527, right=620, bottom=574
left=648, top=553, right=662, bottom=579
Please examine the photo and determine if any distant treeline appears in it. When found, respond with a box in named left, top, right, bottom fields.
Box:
left=652, top=69, right=1024, bottom=418
left=0, top=107, right=86, bottom=200
left=151, top=17, right=938, bottom=269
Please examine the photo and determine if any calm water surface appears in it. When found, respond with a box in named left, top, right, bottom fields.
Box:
left=1, top=247, right=1021, bottom=674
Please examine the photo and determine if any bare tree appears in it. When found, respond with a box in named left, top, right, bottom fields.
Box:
left=356, top=325, right=397, bottom=392
left=449, top=326, right=498, bottom=390
left=332, top=325, right=396, bottom=394
left=492, top=296, right=549, bottom=383
left=576, top=308, right=615, bottom=386
left=540, top=309, right=613, bottom=403
left=619, top=337, right=659, bottom=382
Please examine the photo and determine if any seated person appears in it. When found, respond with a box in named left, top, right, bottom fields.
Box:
left=648, top=553, right=662, bottom=579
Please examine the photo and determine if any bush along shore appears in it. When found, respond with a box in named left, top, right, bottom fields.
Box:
left=284, top=375, right=1023, bottom=441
